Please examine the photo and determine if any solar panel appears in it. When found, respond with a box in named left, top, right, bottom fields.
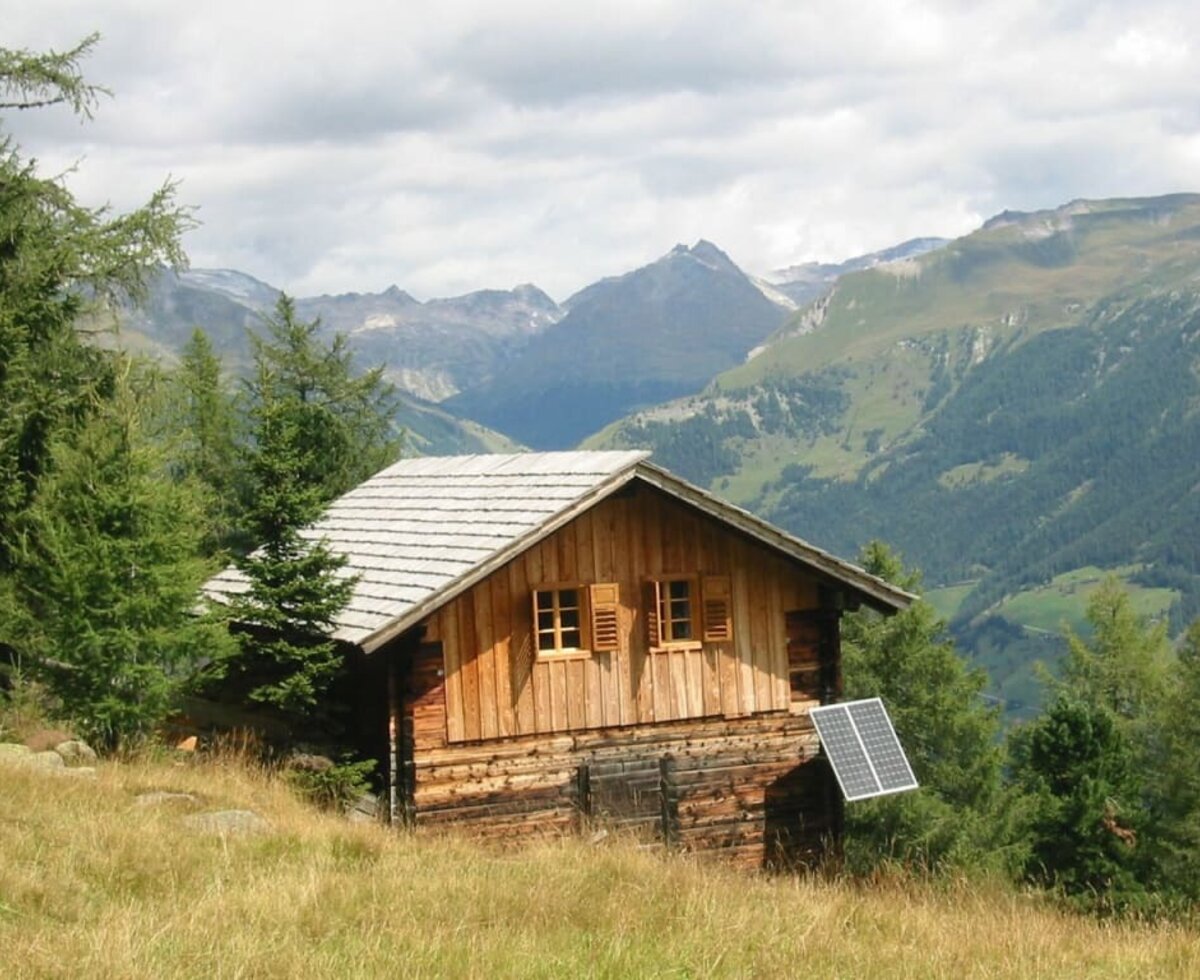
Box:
left=810, top=698, right=918, bottom=801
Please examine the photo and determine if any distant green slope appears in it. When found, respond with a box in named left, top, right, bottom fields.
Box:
left=592, top=194, right=1200, bottom=713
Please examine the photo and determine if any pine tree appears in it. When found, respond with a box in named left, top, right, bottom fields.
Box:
left=246, top=295, right=401, bottom=503
left=1141, top=619, right=1200, bottom=901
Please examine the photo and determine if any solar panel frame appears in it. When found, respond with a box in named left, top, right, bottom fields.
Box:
left=810, top=697, right=918, bottom=802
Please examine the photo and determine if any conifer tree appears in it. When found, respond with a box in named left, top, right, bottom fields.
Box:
left=840, top=541, right=1010, bottom=871
left=1008, top=579, right=1171, bottom=910
left=1, top=361, right=231, bottom=747
left=225, top=296, right=398, bottom=719
left=1009, top=695, right=1145, bottom=909
left=0, top=35, right=191, bottom=573
left=173, top=328, right=241, bottom=553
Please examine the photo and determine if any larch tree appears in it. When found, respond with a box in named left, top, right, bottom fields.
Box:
left=3, top=361, right=232, bottom=748
left=0, top=35, right=204, bottom=744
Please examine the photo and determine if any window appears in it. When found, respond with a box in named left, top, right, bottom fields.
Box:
left=646, top=575, right=733, bottom=649
left=661, top=577, right=695, bottom=642
left=532, top=583, right=621, bottom=659
left=534, top=587, right=583, bottom=655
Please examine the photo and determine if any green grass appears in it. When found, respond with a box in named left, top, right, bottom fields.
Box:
left=994, top=567, right=1178, bottom=636
left=926, top=582, right=979, bottom=621
left=3, top=751, right=1200, bottom=977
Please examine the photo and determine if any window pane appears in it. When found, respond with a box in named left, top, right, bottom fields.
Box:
left=561, top=628, right=581, bottom=648
left=538, top=610, right=555, bottom=632
left=560, top=608, right=579, bottom=630
left=536, top=591, right=553, bottom=610
left=668, top=580, right=690, bottom=600
left=670, top=599, right=690, bottom=621
left=560, top=588, right=578, bottom=608
left=671, top=620, right=692, bottom=640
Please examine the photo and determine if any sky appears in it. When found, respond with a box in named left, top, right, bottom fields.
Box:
left=4, top=0, right=1199, bottom=302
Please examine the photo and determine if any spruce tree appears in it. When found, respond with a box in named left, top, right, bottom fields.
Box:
left=173, top=328, right=241, bottom=554
left=225, top=296, right=398, bottom=720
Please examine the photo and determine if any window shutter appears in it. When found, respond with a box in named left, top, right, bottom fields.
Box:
left=701, top=575, right=732, bottom=642
left=588, top=583, right=620, bottom=652
left=644, top=580, right=663, bottom=648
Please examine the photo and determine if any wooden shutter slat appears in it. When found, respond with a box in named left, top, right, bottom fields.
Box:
left=589, top=583, right=620, bottom=652
left=701, top=575, right=732, bottom=642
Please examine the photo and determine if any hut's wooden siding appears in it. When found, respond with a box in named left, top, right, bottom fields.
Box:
left=425, top=484, right=821, bottom=743
left=396, top=637, right=835, bottom=869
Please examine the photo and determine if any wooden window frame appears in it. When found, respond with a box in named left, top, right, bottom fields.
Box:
left=533, top=583, right=588, bottom=661
left=646, top=576, right=700, bottom=650
left=646, top=575, right=733, bottom=651
left=532, top=582, right=622, bottom=661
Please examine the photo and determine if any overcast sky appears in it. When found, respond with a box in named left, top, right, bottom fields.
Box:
left=4, top=0, right=1198, bottom=301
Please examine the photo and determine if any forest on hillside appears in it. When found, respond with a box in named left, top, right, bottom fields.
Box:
left=6, top=36, right=1200, bottom=918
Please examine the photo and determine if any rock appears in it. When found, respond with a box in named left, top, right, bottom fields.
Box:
left=1, top=744, right=65, bottom=769
left=54, top=739, right=98, bottom=767
left=345, top=791, right=380, bottom=824
left=0, top=742, right=33, bottom=761
left=133, top=791, right=201, bottom=808
left=182, top=809, right=271, bottom=836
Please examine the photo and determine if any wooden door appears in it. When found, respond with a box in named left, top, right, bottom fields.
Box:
left=784, top=611, right=839, bottom=713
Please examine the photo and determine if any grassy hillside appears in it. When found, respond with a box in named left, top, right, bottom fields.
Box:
left=593, top=195, right=1200, bottom=713
left=3, top=753, right=1198, bottom=978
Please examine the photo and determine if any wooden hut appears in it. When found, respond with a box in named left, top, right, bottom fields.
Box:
left=207, top=451, right=914, bottom=868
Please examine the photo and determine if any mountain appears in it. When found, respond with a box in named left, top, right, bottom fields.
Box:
left=444, top=241, right=792, bottom=448
left=112, top=269, right=538, bottom=454
left=764, top=237, right=950, bottom=307
left=589, top=194, right=1200, bottom=714
left=294, top=283, right=561, bottom=402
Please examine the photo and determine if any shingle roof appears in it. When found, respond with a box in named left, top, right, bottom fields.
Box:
left=205, top=450, right=914, bottom=653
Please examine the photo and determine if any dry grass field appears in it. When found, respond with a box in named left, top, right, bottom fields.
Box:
left=2, top=752, right=1198, bottom=979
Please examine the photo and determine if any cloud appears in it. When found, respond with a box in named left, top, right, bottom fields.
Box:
left=3, top=0, right=1200, bottom=300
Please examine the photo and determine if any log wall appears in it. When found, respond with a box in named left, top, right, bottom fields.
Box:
left=394, top=639, right=839, bottom=868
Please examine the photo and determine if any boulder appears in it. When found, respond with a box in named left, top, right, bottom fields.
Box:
left=54, top=739, right=98, bottom=767
left=0, top=742, right=33, bottom=761
left=182, top=809, right=271, bottom=836
left=345, top=791, right=381, bottom=824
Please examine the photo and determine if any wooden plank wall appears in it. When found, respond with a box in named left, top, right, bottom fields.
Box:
left=426, top=484, right=820, bottom=743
